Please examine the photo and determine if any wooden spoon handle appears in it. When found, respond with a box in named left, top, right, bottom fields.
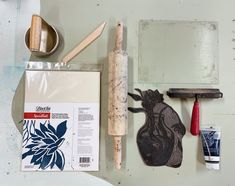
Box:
left=29, top=15, right=42, bottom=51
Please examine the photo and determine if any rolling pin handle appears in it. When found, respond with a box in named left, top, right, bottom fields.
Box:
left=115, top=21, right=123, bottom=51
left=114, top=136, right=122, bottom=169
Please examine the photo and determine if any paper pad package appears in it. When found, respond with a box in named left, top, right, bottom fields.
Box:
left=21, top=62, right=100, bottom=171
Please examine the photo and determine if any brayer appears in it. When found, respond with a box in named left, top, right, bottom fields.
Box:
left=167, top=88, right=223, bottom=136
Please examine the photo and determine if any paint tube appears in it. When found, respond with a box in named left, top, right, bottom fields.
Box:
left=200, top=126, right=221, bottom=170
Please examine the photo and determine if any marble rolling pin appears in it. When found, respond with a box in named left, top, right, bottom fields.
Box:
left=108, top=22, right=128, bottom=169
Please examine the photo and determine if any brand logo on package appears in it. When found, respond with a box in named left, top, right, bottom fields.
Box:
left=36, top=106, right=51, bottom=112
left=24, top=106, right=51, bottom=119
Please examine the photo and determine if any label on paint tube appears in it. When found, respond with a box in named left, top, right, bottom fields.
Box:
left=22, top=103, right=99, bottom=171
left=200, top=127, right=221, bottom=170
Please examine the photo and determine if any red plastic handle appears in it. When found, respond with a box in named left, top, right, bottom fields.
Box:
left=190, top=99, right=200, bottom=136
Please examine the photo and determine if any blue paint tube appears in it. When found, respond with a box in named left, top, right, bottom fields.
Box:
left=200, top=126, right=221, bottom=170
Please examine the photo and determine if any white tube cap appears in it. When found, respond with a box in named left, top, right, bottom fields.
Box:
left=206, top=163, right=220, bottom=170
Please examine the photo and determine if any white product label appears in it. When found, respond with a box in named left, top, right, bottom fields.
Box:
left=22, top=103, right=99, bottom=171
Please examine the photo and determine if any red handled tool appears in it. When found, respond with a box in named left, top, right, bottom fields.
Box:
left=167, top=88, right=223, bottom=136
left=191, top=95, right=200, bottom=135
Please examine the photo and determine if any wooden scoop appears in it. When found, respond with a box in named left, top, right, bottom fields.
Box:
left=28, top=15, right=59, bottom=56
left=27, top=14, right=106, bottom=61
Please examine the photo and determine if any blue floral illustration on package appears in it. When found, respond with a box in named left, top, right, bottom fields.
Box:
left=22, top=120, right=67, bottom=170
left=22, top=120, right=36, bottom=147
